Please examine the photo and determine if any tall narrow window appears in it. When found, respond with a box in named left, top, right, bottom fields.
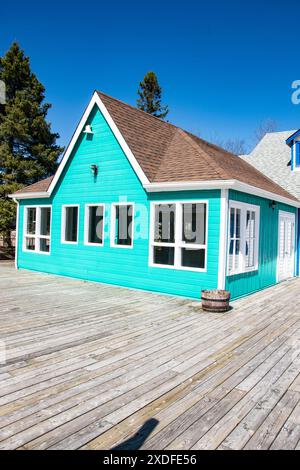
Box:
left=181, top=203, right=206, bottom=269
left=150, top=201, right=207, bottom=271
left=153, top=203, right=176, bottom=265
left=227, top=202, right=260, bottom=275
left=228, top=207, right=241, bottom=273
left=62, top=206, right=79, bottom=243
left=85, top=204, right=104, bottom=245
left=245, top=210, right=256, bottom=268
left=111, top=204, right=134, bottom=248
left=23, top=206, right=51, bottom=254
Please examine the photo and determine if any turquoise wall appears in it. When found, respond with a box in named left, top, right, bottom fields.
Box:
left=225, top=190, right=297, bottom=299
left=17, top=105, right=221, bottom=299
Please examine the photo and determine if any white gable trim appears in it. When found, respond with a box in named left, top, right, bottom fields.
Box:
left=47, top=92, right=149, bottom=195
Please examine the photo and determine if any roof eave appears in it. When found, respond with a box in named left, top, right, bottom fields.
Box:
left=286, top=128, right=300, bottom=146
left=143, top=180, right=300, bottom=207
left=9, top=191, right=50, bottom=200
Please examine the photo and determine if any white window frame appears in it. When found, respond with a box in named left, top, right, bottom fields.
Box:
left=149, top=200, right=208, bottom=272
left=23, top=205, right=52, bottom=255
left=61, top=204, right=80, bottom=245
left=84, top=203, right=105, bottom=246
left=227, top=200, right=260, bottom=276
left=110, top=202, right=135, bottom=249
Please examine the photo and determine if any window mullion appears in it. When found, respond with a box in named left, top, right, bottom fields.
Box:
left=174, top=203, right=181, bottom=268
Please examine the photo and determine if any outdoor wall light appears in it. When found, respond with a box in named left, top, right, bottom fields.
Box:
left=90, top=164, right=98, bottom=176
left=269, top=200, right=277, bottom=210
left=83, top=124, right=93, bottom=134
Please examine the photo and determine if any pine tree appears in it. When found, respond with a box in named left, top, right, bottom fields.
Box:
left=137, top=71, right=169, bottom=119
left=0, top=42, right=64, bottom=245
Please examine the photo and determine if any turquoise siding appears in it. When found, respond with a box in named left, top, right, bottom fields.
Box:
left=17, top=105, right=221, bottom=299
left=226, top=190, right=297, bottom=299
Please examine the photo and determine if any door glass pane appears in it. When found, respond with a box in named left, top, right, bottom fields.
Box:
left=39, top=238, right=50, bottom=253
left=153, top=246, right=174, bottom=265
left=181, top=248, right=205, bottom=269
left=235, top=209, right=241, bottom=238
left=40, top=207, right=51, bottom=236
left=154, top=204, right=175, bottom=243
left=115, top=205, right=133, bottom=246
left=26, top=237, right=35, bottom=250
left=27, top=208, right=36, bottom=234
left=65, top=206, right=78, bottom=242
left=182, top=203, right=206, bottom=244
left=230, top=208, right=235, bottom=238
left=88, top=206, right=103, bottom=244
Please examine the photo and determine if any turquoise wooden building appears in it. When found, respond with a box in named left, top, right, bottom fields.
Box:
left=10, top=91, right=300, bottom=299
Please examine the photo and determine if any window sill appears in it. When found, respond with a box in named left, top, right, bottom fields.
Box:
left=22, top=249, right=50, bottom=256
left=110, top=243, right=133, bottom=249
left=84, top=242, right=104, bottom=247
left=149, top=262, right=206, bottom=273
left=61, top=240, right=79, bottom=245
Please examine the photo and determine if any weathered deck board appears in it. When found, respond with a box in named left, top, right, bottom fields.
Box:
left=0, top=263, right=300, bottom=450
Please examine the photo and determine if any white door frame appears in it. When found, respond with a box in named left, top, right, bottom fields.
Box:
left=277, top=210, right=296, bottom=282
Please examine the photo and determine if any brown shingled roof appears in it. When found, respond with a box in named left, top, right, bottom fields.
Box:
left=13, top=91, right=298, bottom=202
left=15, top=176, right=54, bottom=194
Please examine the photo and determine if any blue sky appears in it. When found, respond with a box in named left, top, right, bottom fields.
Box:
left=1, top=0, right=300, bottom=152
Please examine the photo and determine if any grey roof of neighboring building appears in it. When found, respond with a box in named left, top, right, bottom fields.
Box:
left=240, top=130, right=300, bottom=200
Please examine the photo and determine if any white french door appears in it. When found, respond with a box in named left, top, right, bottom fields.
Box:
left=277, top=211, right=295, bottom=282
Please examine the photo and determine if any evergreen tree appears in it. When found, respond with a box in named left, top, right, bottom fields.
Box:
left=0, top=42, right=64, bottom=245
left=137, top=71, right=169, bottom=119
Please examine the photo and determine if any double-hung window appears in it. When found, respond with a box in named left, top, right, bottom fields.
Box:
left=61, top=205, right=79, bottom=244
left=150, top=201, right=207, bottom=271
left=84, top=204, right=105, bottom=246
left=23, top=206, right=51, bottom=254
left=111, top=203, right=134, bottom=248
left=228, top=201, right=260, bottom=275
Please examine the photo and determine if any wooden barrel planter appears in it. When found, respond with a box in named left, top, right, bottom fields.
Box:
left=201, top=289, right=231, bottom=313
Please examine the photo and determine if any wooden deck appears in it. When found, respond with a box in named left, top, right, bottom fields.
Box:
left=1, top=262, right=300, bottom=450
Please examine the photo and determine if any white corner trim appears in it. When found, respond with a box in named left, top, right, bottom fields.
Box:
left=217, top=189, right=228, bottom=289
left=13, top=198, right=19, bottom=269
left=47, top=92, right=149, bottom=196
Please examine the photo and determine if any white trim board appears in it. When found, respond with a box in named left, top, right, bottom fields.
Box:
left=217, top=189, right=228, bottom=289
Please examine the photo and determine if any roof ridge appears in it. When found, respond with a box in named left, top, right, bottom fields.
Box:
left=178, top=129, right=227, bottom=179
left=97, top=90, right=179, bottom=131
left=97, top=90, right=247, bottom=161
